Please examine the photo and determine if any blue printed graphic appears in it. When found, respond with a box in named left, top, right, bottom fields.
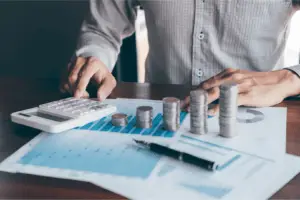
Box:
left=181, top=183, right=232, bottom=199
left=78, top=112, right=189, bottom=138
left=18, top=133, right=161, bottom=179
left=217, top=155, right=241, bottom=171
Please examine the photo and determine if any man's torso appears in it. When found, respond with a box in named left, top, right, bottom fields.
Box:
left=139, top=0, right=293, bottom=85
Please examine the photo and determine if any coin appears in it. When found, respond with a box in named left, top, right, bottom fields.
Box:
left=135, top=106, right=153, bottom=128
left=163, top=97, right=180, bottom=131
left=111, top=113, right=128, bottom=127
left=189, top=89, right=208, bottom=135
left=219, top=82, right=238, bottom=138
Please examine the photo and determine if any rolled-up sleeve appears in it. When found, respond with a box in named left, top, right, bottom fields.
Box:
left=76, top=0, right=138, bottom=71
left=286, top=64, right=300, bottom=78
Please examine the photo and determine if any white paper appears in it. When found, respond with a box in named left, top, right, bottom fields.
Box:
left=0, top=99, right=296, bottom=200
left=179, top=107, right=287, bottom=161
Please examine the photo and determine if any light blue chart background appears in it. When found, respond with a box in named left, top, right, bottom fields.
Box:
left=18, top=132, right=162, bottom=179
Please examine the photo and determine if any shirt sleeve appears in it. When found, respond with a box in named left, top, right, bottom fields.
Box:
left=286, top=64, right=300, bottom=78
left=76, top=0, right=138, bottom=72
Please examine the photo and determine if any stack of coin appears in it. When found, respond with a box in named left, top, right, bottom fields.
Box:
left=219, top=83, right=238, bottom=138
left=136, top=106, right=153, bottom=128
left=190, top=89, right=208, bottom=135
left=111, top=113, right=128, bottom=127
left=163, top=97, right=180, bottom=131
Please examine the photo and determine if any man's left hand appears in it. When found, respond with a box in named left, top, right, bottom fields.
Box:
left=181, top=68, right=300, bottom=115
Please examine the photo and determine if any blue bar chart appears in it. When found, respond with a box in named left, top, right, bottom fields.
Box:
left=78, top=112, right=188, bottom=138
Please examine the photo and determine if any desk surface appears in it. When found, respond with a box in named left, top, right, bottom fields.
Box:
left=0, top=77, right=299, bottom=199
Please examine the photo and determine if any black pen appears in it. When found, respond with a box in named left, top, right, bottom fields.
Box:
left=133, top=139, right=218, bottom=171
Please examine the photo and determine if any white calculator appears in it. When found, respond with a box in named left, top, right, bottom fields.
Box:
left=11, top=97, right=117, bottom=133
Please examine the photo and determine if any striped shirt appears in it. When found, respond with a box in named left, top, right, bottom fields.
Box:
left=76, top=0, right=300, bottom=86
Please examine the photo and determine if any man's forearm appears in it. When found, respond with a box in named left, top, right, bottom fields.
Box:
left=75, top=0, right=138, bottom=71
left=282, top=66, right=300, bottom=97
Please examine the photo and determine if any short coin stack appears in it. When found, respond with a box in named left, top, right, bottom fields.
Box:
left=190, top=89, right=208, bottom=135
left=163, top=97, right=180, bottom=131
left=219, top=83, right=238, bottom=138
left=136, top=106, right=153, bottom=128
left=111, top=113, right=128, bottom=127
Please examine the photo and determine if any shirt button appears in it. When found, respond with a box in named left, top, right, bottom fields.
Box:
left=198, top=32, right=205, bottom=40
left=195, top=69, right=203, bottom=77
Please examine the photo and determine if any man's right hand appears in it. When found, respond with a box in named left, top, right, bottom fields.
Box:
left=60, top=56, right=117, bottom=101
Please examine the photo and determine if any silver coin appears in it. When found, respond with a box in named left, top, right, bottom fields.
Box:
left=162, top=97, right=180, bottom=131
left=163, top=97, right=180, bottom=104
left=136, top=115, right=153, bottom=121
left=163, top=107, right=179, bottom=112
left=112, top=113, right=128, bottom=120
left=219, top=124, right=238, bottom=138
left=219, top=82, right=239, bottom=137
left=190, top=89, right=208, bottom=103
left=136, top=121, right=152, bottom=128
left=136, top=106, right=153, bottom=116
left=189, top=89, right=208, bottom=135
left=112, top=122, right=127, bottom=127
left=190, top=126, right=208, bottom=135
left=111, top=113, right=128, bottom=127
left=112, top=119, right=128, bottom=125
left=164, top=123, right=179, bottom=131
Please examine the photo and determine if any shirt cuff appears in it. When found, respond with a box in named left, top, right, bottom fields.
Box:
left=285, top=64, right=300, bottom=78
left=75, top=44, right=117, bottom=73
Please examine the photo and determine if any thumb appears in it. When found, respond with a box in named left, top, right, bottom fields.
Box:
left=181, top=96, right=190, bottom=111
left=208, top=104, right=219, bottom=116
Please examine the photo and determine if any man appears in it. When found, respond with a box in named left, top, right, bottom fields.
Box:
left=61, top=0, right=300, bottom=115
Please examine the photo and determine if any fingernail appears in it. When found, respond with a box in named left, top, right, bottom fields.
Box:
left=180, top=101, right=185, bottom=108
left=74, top=90, right=81, bottom=98
left=98, top=94, right=106, bottom=102
left=186, top=107, right=191, bottom=113
left=208, top=109, right=216, bottom=116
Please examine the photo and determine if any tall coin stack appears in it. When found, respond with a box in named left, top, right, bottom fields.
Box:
left=219, top=83, right=238, bottom=138
left=163, top=97, right=180, bottom=131
left=111, top=113, right=128, bottom=127
left=136, top=106, right=153, bottom=128
left=190, top=89, right=208, bottom=135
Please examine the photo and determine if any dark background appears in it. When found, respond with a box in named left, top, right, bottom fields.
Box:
left=0, top=0, right=137, bottom=82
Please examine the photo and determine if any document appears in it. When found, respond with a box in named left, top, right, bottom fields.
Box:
left=0, top=99, right=297, bottom=200
left=1, top=131, right=297, bottom=200
left=179, top=107, right=287, bottom=161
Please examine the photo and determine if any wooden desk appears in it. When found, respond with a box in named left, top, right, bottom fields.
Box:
left=0, top=77, right=299, bottom=199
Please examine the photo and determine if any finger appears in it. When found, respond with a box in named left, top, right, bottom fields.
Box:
left=201, top=69, right=263, bottom=90
left=96, top=75, right=117, bottom=101
left=202, top=73, right=244, bottom=90
left=75, top=61, right=99, bottom=98
left=60, top=83, right=71, bottom=94
left=186, top=106, right=190, bottom=113
left=200, top=70, right=233, bottom=90
left=68, top=57, right=86, bottom=91
left=237, top=78, right=255, bottom=93
left=208, top=104, right=219, bottom=116
left=181, top=96, right=190, bottom=110
left=207, top=87, right=220, bottom=104
left=81, top=91, right=90, bottom=99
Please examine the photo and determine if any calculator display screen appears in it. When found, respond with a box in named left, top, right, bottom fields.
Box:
left=30, top=112, right=70, bottom=122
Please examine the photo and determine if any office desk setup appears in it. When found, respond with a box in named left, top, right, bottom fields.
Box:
left=0, top=77, right=300, bottom=199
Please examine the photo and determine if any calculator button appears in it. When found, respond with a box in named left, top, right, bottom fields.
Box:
left=71, top=110, right=80, bottom=114
left=63, top=108, right=73, bottom=112
left=47, top=104, right=56, bottom=108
